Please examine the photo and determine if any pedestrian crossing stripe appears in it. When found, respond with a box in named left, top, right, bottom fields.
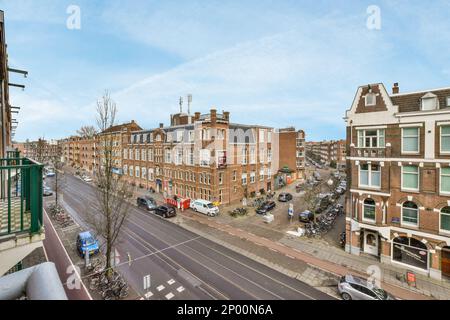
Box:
left=165, top=292, right=174, bottom=300
left=157, top=285, right=165, bottom=291
left=177, top=286, right=185, bottom=293
left=167, top=279, right=175, bottom=285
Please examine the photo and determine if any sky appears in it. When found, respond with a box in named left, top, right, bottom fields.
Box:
left=1, top=0, right=449, bottom=142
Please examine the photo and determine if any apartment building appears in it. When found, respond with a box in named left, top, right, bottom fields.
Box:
left=306, top=139, right=346, bottom=169
left=23, top=139, right=60, bottom=163
left=61, top=136, right=98, bottom=173
left=121, top=109, right=304, bottom=205
left=344, top=83, right=450, bottom=280
left=276, top=128, right=306, bottom=186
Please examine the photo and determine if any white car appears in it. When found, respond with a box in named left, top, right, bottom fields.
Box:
left=82, top=176, right=93, bottom=182
left=190, top=199, right=219, bottom=217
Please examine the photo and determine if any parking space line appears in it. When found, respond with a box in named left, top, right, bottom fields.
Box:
left=157, top=285, right=165, bottom=291
left=177, top=286, right=185, bottom=293
left=167, top=279, right=176, bottom=285
left=165, top=292, right=174, bottom=300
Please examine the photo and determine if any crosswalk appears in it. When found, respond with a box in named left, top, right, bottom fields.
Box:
left=140, top=278, right=185, bottom=300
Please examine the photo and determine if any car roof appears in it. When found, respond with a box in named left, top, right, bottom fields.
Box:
left=79, top=231, right=93, bottom=239
left=195, top=199, right=211, bottom=204
left=345, top=275, right=377, bottom=289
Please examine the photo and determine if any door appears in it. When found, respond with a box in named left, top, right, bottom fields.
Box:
left=364, top=232, right=379, bottom=256
left=442, top=247, right=450, bottom=278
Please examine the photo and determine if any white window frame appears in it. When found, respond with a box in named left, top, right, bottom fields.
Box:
left=242, top=173, right=247, bottom=186
left=441, top=125, right=450, bottom=154
left=440, top=167, right=450, bottom=195
left=401, top=202, right=419, bottom=227
left=357, top=129, right=385, bottom=148
left=439, top=207, right=450, bottom=234
left=401, top=165, right=420, bottom=192
left=365, top=93, right=376, bottom=107
left=401, top=127, right=420, bottom=154
left=362, top=199, right=376, bottom=222
left=358, top=163, right=381, bottom=189
left=250, top=172, right=256, bottom=184
left=421, top=97, right=438, bottom=111
left=249, top=146, right=256, bottom=164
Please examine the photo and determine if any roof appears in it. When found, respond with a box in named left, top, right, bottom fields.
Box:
left=101, top=121, right=142, bottom=134
left=390, top=87, right=450, bottom=113
left=78, top=231, right=93, bottom=239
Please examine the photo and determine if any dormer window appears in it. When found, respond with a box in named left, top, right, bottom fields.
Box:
left=446, top=96, right=450, bottom=108
left=421, top=92, right=439, bottom=111
left=365, top=93, right=376, bottom=106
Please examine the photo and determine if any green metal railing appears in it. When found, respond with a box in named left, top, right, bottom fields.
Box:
left=0, top=155, right=44, bottom=236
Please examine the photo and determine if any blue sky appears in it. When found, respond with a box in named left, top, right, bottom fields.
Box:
left=1, top=0, right=449, bottom=142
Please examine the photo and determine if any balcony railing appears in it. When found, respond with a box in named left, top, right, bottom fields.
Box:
left=351, top=148, right=386, bottom=158
left=0, top=156, right=44, bottom=237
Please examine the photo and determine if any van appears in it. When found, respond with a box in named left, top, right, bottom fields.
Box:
left=190, top=199, right=219, bottom=217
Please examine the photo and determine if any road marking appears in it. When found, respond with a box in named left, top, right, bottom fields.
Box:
left=269, top=248, right=278, bottom=252
left=286, top=254, right=296, bottom=259
left=165, top=292, right=174, bottom=300
left=177, top=286, right=185, bottom=293
left=167, top=279, right=175, bottom=285
left=144, top=291, right=153, bottom=299
left=157, top=285, right=165, bottom=291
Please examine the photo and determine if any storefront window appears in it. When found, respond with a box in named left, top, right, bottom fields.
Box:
left=392, top=237, right=428, bottom=270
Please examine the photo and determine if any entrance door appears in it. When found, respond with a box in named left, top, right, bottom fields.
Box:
left=364, top=232, right=379, bottom=256
left=442, top=247, right=450, bottom=278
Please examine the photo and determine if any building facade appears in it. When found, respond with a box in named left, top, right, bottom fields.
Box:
left=344, top=83, right=450, bottom=280
left=306, top=139, right=346, bottom=169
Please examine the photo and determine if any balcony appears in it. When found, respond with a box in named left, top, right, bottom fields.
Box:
left=0, top=156, right=44, bottom=237
left=351, top=147, right=386, bottom=158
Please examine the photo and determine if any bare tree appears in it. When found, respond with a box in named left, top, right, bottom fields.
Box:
left=77, top=125, right=97, bottom=139
left=86, top=91, right=130, bottom=278
left=51, top=142, right=66, bottom=207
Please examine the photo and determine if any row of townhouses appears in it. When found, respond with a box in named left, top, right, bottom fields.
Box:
left=61, top=109, right=306, bottom=205
left=344, top=83, right=450, bottom=280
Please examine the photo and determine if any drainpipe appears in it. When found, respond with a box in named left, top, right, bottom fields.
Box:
left=0, top=262, right=67, bottom=300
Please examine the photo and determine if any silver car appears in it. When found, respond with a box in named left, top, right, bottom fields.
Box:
left=338, top=275, right=395, bottom=300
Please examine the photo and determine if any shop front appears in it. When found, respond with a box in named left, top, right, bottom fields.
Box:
left=392, top=236, right=429, bottom=271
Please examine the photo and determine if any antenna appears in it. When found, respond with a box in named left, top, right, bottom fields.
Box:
left=179, top=96, right=183, bottom=113
left=187, top=94, right=192, bottom=115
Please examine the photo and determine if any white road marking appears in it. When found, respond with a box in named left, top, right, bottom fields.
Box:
left=177, top=286, right=185, bottom=293
left=167, top=279, right=175, bottom=285
left=144, top=292, right=153, bottom=299
left=157, top=285, right=165, bottom=292
left=165, top=292, right=174, bottom=300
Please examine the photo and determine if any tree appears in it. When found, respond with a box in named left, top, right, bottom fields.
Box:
left=50, top=142, right=66, bottom=207
left=86, top=91, right=131, bottom=278
left=77, top=125, right=97, bottom=139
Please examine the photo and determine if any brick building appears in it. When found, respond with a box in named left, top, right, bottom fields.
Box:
left=22, top=139, right=60, bottom=163
left=344, top=83, right=450, bottom=280
left=306, top=139, right=346, bottom=169
left=121, top=109, right=305, bottom=205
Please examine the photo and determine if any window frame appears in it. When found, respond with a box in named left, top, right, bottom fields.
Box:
left=439, top=206, right=450, bottom=234
left=357, top=129, right=385, bottom=148
left=440, top=167, right=450, bottom=195
left=362, top=199, right=376, bottom=222
left=401, top=165, right=420, bottom=192
left=440, top=125, right=450, bottom=154
left=401, top=127, right=420, bottom=154
left=401, top=201, right=419, bottom=227
left=365, top=93, right=376, bottom=107
left=358, top=163, right=381, bottom=189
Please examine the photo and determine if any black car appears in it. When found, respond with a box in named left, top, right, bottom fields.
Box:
left=137, top=196, right=157, bottom=211
left=256, top=201, right=276, bottom=215
left=299, top=210, right=314, bottom=223
left=278, top=193, right=293, bottom=202
left=154, top=205, right=177, bottom=218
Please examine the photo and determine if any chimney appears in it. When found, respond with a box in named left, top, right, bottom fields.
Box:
left=210, top=108, right=217, bottom=125
left=194, top=112, right=201, bottom=121
left=392, top=83, right=399, bottom=94
left=223, top=111, right=230, bottom=122
left=159, top=123, right=164, bottom=129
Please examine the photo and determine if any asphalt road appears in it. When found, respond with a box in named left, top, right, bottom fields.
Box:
left=48, top=173, right=334, bottom=300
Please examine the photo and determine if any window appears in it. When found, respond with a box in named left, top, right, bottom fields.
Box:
left=129, top=166, right=134, bottom=177
left=393, top=237, right=428, bottom=270
left=141, top=149, right=147, bottom=161
left=217, top=129, right=225, bottom=140
left=260, top=168, right=265, bottom=181
left=129, top=149, right=133, bottom=160
left=142, top=167, right=147, bottom=179
left=123, top=149, right=128, bottom=160
left=259, top=129, right=265, bottom=143
left=402, top=127, right=420, bottom=153
left=165, top=149, right=171, bottom=163
left=232, top=170, right=237, bottom=181
left=359, top=164, right=381, bottom=188
left=402, top=166, right=419, bottom=191
left=365, top=93, right=376, bottom=106
left=242, top=173, right=247, bottom=186
left=148, top=149, right=154, bottom=162
left=267, top=149, right=272, bottom=162
left=357, top=129, right=385, bottom=148
left=440, top=207, right=450, bottom=232
left=267, top=168, right=272, bottom=179
left=441, top=126, right=450, bottom=153
left=421, top=96, right=438, bottom=111
left=175, top=149, right=183, bottom=165
left=259, top=147, right=265, bottom=163
left=267, top=131, right=272, bottom=143
left=241, top=147, right=247, bottom=165
left=402, top=201, right=419, bottom=226
left=148, top=168, right=154, bottom=181
left=188, top=130, right=194, bottom=142
left=219, top=172, right=224, bottom=185
left=135, top=149, right=140, bottom=161
left=249, top=146, right=256, bottom=164
left=250, top=172, right=256, bottom=184
left=441, top=167, right=450, bottom=194
left=135, top=166, right=140, bottom=178
left=176, top=130, right=183, bottom=142
left=363, top=199, right=376, bottom=221
left=200, top=149, right=210, bottom=166
left=447, top=97, right=450, bottom=107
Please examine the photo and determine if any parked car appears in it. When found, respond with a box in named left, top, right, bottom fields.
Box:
left=338, top=275, right=395, bottom=300
left=43, top=186, right=53, bottom=197
left=278, top=192, right=293, bottom=202
left=190, top=199, right=219, bottom=217
left=81, top=175, right=93, bottom=182
left=256, top=201, right=276, bottom=215
left=76, top=231, right=100, bottom=258
left=46, top=171, right=56, bottom=177
left=154, top=205, right=177, bottom=218
left=137, top=196, right=157, bottom=211
left=299, top=210, right=314, bottom=223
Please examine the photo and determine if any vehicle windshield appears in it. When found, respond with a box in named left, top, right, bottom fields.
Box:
left=206, top=203, right=215, bottom=208
left=372, top=288, right=388, bottom=300
left=83, top=236, right=96, bottom=246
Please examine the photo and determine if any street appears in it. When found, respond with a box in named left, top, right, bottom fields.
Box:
left=47, top=173, right=334, bottom=300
